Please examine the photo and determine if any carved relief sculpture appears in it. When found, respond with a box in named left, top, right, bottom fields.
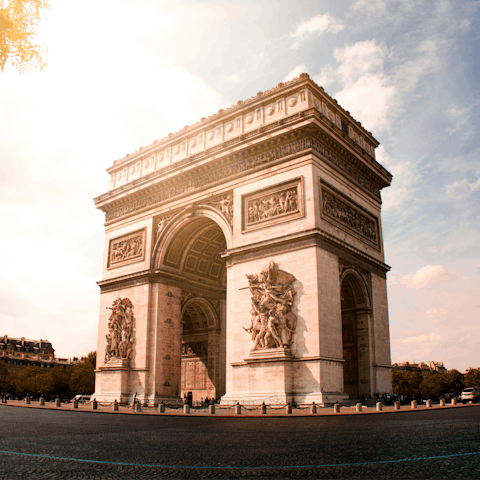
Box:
left=208, top=194, right=233, bottom=227
left=243, top=261, right=297, bottom=350
left=321, top=185, right=379, bottom=247
left=108, top=228, right=146, bottom=268
left=155, top=214, right=173, bottom=238
left=242, top=178, right=304, bottom=232
left=105, top=298, right=135, bottom=363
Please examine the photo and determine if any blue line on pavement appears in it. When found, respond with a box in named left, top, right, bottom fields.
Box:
left=0, top=449, right=479, bottom=469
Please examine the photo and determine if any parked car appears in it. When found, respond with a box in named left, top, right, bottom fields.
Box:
left=460, top=387, right=480, bottom=404
left=72, top=395, right=91, bottom=403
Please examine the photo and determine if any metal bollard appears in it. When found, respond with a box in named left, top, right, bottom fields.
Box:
left=234, top=403, right=242, bottom=415
left=334, top=404, right=341, bottom=413
left=158, top=402, right=165, bottom=413
left=55, top=397, right=61, bottom=408
left=426, top=399, right=432, bottom=408
left=25, top=395, right=31, bottom=405
left=92, top=399, right=98, bottom=410
left=209, top=405, right=215, bottom=415
left=261, top=402, right=267, bottom=415
left=39, top=396, right=44, bottom=406
left=440, top=399, right=445, bottom=407
left=394, top=401, right=401, bottom=411
left=183, top=404, right=190, bottom=414
left=310, top=402, right=317, bottom=414
left=113, top=400, right=118, bottom=412
left=356, top=403, right=363, bottom=413
left=376, top=402, right=383, bottom=411
left=135, top=402, right=142, bottom=412
left=452, top=398, right=457, bottom=406
left=73, top=399, right=79, bottom=409
left=411, top=400, right=417, bottom=409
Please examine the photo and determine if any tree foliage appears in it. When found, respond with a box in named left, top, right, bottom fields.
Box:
left=4, top=351, right=96, bottom=398
left=464, top=368, right=480, bottom=388
left=0, top=0, right=51, bottom=73
left=392, top=370, right=422, bottom=397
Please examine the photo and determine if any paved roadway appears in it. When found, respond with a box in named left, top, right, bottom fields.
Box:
left=1, top=405, right=479, bottom=479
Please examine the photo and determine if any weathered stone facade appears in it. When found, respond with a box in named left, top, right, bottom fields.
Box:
left=92, top=73, right=393, bottom=405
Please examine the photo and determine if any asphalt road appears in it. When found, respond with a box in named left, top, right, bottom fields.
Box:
left=1, top=405, right=479, bottom=479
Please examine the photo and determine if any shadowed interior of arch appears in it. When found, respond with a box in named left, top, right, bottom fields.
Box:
left=341, top=274, right=371, bottom=401
left=160, top=217, right=227, bottom=403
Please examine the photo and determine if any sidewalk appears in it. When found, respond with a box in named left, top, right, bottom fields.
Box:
left=1, top=400, right=477, bottom=417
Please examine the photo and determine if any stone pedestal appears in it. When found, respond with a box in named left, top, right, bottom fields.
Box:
left=94, top=359, right=132, bottom=403
left=222, top=348, right=295, bottom=405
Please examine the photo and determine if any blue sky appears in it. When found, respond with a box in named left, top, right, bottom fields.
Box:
left=0, top=0, right=479, bottom=370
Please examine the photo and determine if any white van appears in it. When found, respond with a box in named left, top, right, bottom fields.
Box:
left=72, top=395, right=91, bottom=403
left=460, top=387, right=480, bottom=403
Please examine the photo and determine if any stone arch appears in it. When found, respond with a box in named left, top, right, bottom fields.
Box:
left=151, top=205, right=233, bottom=271
left=180, top=296, right=225, bottom=402
left=181, top=296, right=219, bottom=331
left=339, top=268, right=371, bottom=310
left=151, top=211, right=228, bottom=404
left=340, top=269, right=372, bottom=400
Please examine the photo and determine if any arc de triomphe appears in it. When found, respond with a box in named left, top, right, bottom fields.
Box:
left=93, top=73, right=393, bottom=405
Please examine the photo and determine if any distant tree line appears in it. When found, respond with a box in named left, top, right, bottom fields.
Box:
left=0, top=351, right=96, bottom=399
left=392, top=368, right=480, bottom=400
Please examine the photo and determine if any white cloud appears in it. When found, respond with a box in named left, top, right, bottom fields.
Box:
left=284, top=64, right=307, bottom=82
left=350, top=0, right=387, bottom=16
left=290, top=13, right=344, bottom=49
left=388, top=266, right=480, bottom=370
left=445, top=169, right=480, bottom=199
left=400, top=265, right=453, bottom=289
left=446, top=104, right=474, bottom=137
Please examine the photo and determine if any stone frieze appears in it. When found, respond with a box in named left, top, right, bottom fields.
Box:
left=104, top=137, right=380, bottom=222
left=242, top=177, right=304, bottom=232
left=321, top=185, right=379, bottom=247
left=108, top=228, right=146, bottom=268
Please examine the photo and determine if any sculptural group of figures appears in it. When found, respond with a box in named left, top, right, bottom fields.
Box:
left=105, top=298, right=135, bottom=362
left=244, top=261, right=297, bottom=350
left=322, top=191, right=377, bottom=243
left=110, top=237, right=143, bottom=264
left=247, top=188, right=297, bottom=224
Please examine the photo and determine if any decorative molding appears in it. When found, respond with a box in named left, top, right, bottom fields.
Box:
left=242, top=177, right=304, bottom=232
left=320, top=181, right=379, bottom=249
left=107, top=228, right=146, bottom=269
left=103, top=136, right=381, bottom=222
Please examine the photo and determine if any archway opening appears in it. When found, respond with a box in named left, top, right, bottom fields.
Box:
left=161, top=217, right=227, bottom=404
left=341, top=273, right=371, bottom=400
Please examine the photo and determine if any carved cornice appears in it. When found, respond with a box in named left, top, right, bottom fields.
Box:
left=101, top=129, right=386, bottom=224
left=106, top=73, right=380, bottom=178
